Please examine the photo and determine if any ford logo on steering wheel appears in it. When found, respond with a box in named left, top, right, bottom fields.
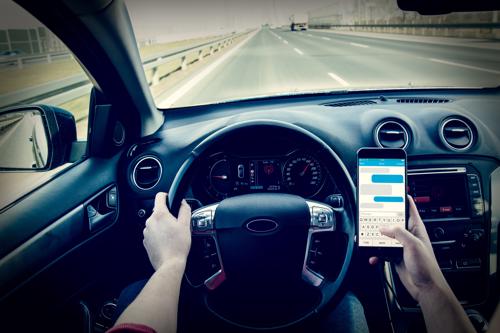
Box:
left=245, top=219, right=279, bottom=233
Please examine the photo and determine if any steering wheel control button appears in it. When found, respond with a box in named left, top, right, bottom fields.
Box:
left=309, top=204, right=335, bottom=229
left=191, top=204, right=218, bottom=234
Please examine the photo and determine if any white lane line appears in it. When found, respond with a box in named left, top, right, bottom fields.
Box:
left=294, top=48, right=304, bottom=55
left=269, top=31, right=282, bottom=41
left=350, top=42, right=369, bottom=48
left=429, top=58, right=500, bottom=75
left=159, top=32, right=256, bottom=107
left=283, top=40, right=289, bottom=44
left=328, top=72, right=350, bottom=87
left=307, top=34, right=313, bottom=37
left=322, top=36, right=331, bottom=40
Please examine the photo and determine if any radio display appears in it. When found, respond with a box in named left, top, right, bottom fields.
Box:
left=408, top=173, right=470, bottom=219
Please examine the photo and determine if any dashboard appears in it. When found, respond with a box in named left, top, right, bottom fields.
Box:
left=121, top=87, right=500, bottom=315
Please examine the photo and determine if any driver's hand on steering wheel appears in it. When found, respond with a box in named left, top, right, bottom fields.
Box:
left=369, top=196, right=450, bottom=303
left=143, top=192, right=192, bottom=271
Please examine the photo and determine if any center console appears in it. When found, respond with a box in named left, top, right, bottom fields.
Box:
left=389, top=166, right=489, bottom=308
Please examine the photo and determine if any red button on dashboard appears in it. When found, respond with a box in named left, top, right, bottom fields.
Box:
left=440, top=206, right=453, bottom=213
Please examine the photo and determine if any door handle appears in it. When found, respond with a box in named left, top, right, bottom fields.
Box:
left=86, top=186, right=118, bottom=232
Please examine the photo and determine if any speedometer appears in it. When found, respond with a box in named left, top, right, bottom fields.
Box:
left=283, top=154, right=324, bottom=197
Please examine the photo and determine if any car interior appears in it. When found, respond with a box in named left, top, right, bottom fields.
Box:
left=0, top=0, right=499, bottom=332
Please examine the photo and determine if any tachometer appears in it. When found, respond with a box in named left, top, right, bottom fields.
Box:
left=208, top=159, right=232, bottom=198
left=283, top=154, right=324, bottom=197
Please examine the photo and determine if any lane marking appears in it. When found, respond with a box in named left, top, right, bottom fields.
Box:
left=429, top=58, right=500, bottom=75
left=269, top=30, right=282, bottom=41
left=283, top=40, right=289, bottom=44
left=158, top=32, right=256, bottom=107
left=328, top=72, right=350, bottom=87
left=307, top=34, right=313, bottom=37
left=350, top=42, right=369, bottom=48
left=322, top=36, right=331, bottom=40
left=294, top=48, right=304, bottom=55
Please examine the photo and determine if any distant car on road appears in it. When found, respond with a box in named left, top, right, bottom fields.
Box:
left=290, top=13, right=308, bottom=31
left=0, top=50, right=23, bottom=57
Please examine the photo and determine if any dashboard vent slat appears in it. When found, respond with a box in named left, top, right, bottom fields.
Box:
left=324, top=100, right=377, bottom=107
left=396, top=97, right=450, bottom=104
left=439, top=118, right=474, bottom=151
left=375, top=121, right=410, bottom=149
left=132, top=156, right=163, bottom=190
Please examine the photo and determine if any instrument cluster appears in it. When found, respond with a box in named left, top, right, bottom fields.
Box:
left=198, top=150, right=327, bottom=201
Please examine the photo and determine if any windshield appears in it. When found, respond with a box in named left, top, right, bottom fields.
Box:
left=125, top=0, right=500, bottom=108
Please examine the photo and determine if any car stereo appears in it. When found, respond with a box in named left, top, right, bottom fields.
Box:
left=408, top=167, right=483, bottom=220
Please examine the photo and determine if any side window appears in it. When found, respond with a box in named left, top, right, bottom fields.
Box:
left=0, top=1, right=91, bottom=140
left=0, top=1, right=92, bottom=209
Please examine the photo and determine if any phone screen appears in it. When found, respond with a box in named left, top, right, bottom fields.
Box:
left=358, top=157, right=406, bottom=248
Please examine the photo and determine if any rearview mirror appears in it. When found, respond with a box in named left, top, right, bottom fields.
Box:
left=397, top=0, right=500, bottom=15
left=0, top=105, right=77, bottom=171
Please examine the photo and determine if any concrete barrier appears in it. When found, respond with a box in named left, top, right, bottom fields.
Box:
left=310, top=23, right=500, bottom=39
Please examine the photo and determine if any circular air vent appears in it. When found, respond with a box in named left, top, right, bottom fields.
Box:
left=132, top=156, right=162, bottom=190
left=374, top=120, right=409, bottom=149
left=439, top=118, right=474, bottom=151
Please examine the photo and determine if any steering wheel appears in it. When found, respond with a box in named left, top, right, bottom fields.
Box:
left=168, top=120, right=355, bottom=330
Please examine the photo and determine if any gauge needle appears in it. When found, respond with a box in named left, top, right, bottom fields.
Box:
left=212, top=175, right=228, bottom=180
left=300, top=163, right=311, bottom=177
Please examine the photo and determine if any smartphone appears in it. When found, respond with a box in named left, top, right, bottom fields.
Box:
left=357, top=148, right=407, bottom=257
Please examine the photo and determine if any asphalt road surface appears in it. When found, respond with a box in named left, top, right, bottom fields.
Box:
left=160, top=28, right=500, bottom=108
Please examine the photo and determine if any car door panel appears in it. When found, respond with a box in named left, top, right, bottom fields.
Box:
left=0, top=183, right=118, bottom=299
left=0, top=154, right=122, bottom=330
left=0, top=155, right=120, bottom=258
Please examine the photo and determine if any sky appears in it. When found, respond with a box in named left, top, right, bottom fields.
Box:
left=124, top=0, right=336, bottom=42
left=0, top=0, right=338, bottom=42
left=0, top=0, right=42, bottom=28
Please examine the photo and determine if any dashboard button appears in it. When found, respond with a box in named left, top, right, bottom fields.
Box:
left=457, top=258, right=481, bottom=268
left=439, top=206, right=453, bottom=213
left=433, top=227, right=445, bottom=240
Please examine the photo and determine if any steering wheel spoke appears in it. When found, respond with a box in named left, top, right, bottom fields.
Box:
left=302, top=201, right=335, bottom=287
left=188, top=203, right=227, bottom=290
left=191, top=203, right=218, bottom=234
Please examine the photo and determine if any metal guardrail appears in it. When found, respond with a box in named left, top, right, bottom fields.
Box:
left=0, top=31, right=251, bottom=109
left=0, top=51, right=73, bottom=69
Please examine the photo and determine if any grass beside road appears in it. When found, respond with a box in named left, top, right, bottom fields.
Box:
left=0, top=59, right=82, bottom=95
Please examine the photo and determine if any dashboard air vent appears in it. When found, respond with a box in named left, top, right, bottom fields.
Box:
left=132, top=156, right=162, bottom=190
left=324, top=100, right=377, bottom=107
left=375, top=121, right=409, bottom=149
left=439, top=118, right=474, bottom=151
left=396, top=97, right=450, bottom=104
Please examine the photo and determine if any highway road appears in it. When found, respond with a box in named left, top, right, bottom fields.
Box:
left=159, top=28, right=500, bottom=108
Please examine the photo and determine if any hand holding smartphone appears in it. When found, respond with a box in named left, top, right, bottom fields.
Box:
left=357, top=148, right=407, bottom=258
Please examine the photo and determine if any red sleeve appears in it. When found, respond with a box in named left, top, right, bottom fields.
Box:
left=106, top=323, right=157, bottom=333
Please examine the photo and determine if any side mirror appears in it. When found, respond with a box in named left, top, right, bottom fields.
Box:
left=0, top=105, right=77, bottom=171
